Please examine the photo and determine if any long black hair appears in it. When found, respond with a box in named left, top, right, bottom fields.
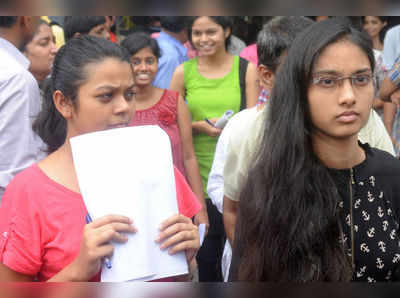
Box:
left=234, top=17, right=375, bottom=281
left=33, top=35, right=130, bottom=153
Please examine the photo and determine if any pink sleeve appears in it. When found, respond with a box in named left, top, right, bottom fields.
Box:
left=173, top=167, right=202, bottom=218
left=240, top=44, right=258, bottom=65
left=0, top=171, right=43, bottom=276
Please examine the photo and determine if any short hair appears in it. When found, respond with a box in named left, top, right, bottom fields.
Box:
left=257, top=16, right=314, bottom=72
left=0, top=16, right=18, bottom=28
left=159, top=16, right=188, bottom=33
left=63, top=16, right=106, bottom=42
left=121, top=32, right=161, bottom=60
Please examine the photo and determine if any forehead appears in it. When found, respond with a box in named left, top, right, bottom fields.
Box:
left=192, top=17, right=220, bottom=28
left=132, top=47, right=156, bottom=57
left=313, top=40, right=371, bottom=74
left=34, top=24, right=52, bottom=38
left=365, top=16, right=381, bottom=23
left=81, top=58, right=134, bottom=86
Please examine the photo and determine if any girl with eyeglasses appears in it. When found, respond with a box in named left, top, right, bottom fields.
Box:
left=230, top=18, right=400, bottom=282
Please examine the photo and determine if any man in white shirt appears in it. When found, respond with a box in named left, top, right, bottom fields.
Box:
left=0, top=16, right=43, bottom=201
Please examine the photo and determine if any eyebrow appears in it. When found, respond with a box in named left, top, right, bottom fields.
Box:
left=313, top=68, right=372, bottom=76
left=95, top=83, right=136, bottom=91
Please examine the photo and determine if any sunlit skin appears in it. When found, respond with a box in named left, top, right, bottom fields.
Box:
left=24, top=23, right=58, bottom=83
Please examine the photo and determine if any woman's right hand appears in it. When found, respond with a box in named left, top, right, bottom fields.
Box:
left=201, top=118, right=222, bottom=137
left=69, top=215, right=137, bottom=281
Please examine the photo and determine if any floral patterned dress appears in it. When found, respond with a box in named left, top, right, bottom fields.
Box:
left=129, top=90, right=186, bottom=178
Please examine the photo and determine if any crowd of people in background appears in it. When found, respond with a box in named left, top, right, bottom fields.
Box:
left=1, top=15, right=400, bottom=282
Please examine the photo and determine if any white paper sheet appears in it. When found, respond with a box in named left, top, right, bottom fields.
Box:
left=70, top=126, right=188, bottom=282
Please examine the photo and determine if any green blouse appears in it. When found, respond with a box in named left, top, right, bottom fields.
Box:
left=184, top=56, right=241, bottom=197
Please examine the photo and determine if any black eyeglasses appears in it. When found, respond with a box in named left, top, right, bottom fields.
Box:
left=311, top=73, right=373, bottom=90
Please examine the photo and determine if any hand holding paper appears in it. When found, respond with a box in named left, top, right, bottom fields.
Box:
left=70, top=214, right=137, bottom=281
left=157, top=214, right=200, bottom=263
left=70, top=126, right=189, bottom=282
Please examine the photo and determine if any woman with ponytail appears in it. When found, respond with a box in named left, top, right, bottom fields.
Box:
left=231, top=18, right=400, bottom=282
left=0, top=36, right=200, bottom=281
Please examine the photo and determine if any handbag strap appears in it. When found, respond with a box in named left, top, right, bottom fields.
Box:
left=239, top=57, right=249, bottom=111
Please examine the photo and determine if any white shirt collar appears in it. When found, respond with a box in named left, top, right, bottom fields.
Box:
left=0, top=37, right=30, bottom=69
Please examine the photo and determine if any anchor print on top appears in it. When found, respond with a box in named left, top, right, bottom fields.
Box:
left=369, top=176, right=376, bottom=187
left=346, top=214, right=351, bottom=226
left=367, top=191, right=375, bottom=202
left=390, top=229, right=397, bottom=240
left=354, top=199, right=361, bottom=209
left=393, top=254, right=400, bottom=264
left=361, top=243, right=370, bottom=253
left=356, top=266, right=367, bottom=278
left=377, top=207, right=384, bottom=218
left=383, top=220, right=389, bottom=231
left=378, top=241, right=386, bottom=253
left=376, top=258, right=384, bottom=269
left=367, top=227, right=375, bottom=238
left=362, top=210, right=370, bottom=221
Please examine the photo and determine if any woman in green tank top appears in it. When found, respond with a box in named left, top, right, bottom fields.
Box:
left=170, top=16, right=259, bottom=282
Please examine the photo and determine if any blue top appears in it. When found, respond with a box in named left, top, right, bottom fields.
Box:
left=383, top=25, right=400, bottom=70
left=153, top=32, right=188, bottom=89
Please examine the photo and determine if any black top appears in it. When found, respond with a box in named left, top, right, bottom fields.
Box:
left=229, top=143, right=400, bottom=282
left=328, top=143, right=400, bottom=282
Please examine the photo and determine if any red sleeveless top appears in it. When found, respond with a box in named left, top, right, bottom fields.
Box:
left=130, top=90, right=186, bottom=178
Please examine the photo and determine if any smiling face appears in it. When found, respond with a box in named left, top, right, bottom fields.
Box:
left=307, top=39, right=374, bottom=141
left=191, top=16, right=230, bottom=56
left=24, top=23, right=58, bottom=82
left=66, top=58, right=136, bottom=137
left=130, top=47, right=158, bottom=87
left=363, top=16, right=386, bottom=39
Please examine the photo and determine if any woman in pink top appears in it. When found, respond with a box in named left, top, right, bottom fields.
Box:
left=121, top=33, right=209, bottom=232
left=0, top=36, right=201, bottom=281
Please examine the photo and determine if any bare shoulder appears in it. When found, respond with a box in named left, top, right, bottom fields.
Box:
left=170, top=64, right=186, bottom=93
left=245, top=61, right=257, bottom=77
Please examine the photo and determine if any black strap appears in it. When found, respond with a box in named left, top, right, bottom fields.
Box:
left=239, top=57, right=249, bottom=111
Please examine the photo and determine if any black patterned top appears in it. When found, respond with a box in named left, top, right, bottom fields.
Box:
left=329, top=143, right=400, bottom=282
